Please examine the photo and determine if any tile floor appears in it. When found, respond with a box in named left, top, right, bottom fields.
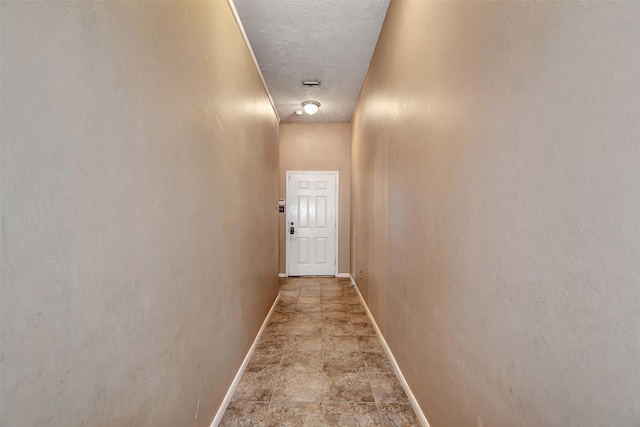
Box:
left=219, top=277, right=420, bottom=427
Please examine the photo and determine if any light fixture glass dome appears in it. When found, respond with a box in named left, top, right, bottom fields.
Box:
left=302, top=101, right=320, bottom=115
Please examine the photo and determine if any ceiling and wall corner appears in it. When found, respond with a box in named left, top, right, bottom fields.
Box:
left=232, top=0, right=389, bottom=123
left=226, top=0, right=280, bottom=122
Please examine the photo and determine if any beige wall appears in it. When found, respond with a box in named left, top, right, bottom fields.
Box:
left=279, top=123, right=350, bottom=275
left=1, top=1, right=279, bottom=426
left=352, top=1, right=640, bottom=426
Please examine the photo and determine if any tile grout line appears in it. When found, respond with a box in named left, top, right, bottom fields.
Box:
left=368, top=359, right=385, bottom=425
left=267, top=284, right=299, bottom=419
left=352, top=287, right=384, bottom=426
left=321, top=281, right=326, bottom=427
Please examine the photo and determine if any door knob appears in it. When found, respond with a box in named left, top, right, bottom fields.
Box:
left=290, top=226, right=295, bottom=235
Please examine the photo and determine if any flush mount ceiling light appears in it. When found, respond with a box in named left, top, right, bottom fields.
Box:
left=302, top=101, right=320, bottom=115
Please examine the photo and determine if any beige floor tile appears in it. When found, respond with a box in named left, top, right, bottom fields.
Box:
left=357, top=336, right=385, bottom=353
left=322, top=294, right=345, bottom=303
left=245, top=350, right=283, bottom=375
left=273, top=299, right=296, bottom=312
left=323, top=351, right=366, bottom=374
left=318, top=278, right=342, bottom=285
left=269, top=311, right=294, bottom=323
left=324, top=319, right=356, bottom=336
left=278, top=295, right=298, bottom=305
left=256, top=333, right=287, bottom=352
left=346, top=303, right=367, bottom=314
left=286, top=277, right=315, bottom=285
left=343, top=288, right=359, bottom=296
left=324, top=402, right=382, bottom=427
left=279, top=283, right=301, bottom=292
left=344, top=296, right=362, bottom=305
left=287, top=322, right=322, bottom=336
left=368, top=372, right=409, bottom=403
left=362, top=352, right=394, bottom=374
left=354, top=323, right=377, bottom=336
left=378, top=403, right=420, bottom=426
left=231, top=372, right=275, bottom=402
left=323, top=311, right=351, bottom=321
left=322, top=302, right=350, bottom=312
left=272, top=371, right=323, bottom=402
left=350, top=313, right=372, bottom=325
left=273, top=303, right=296, bottom=314
left=279, top=289, right=300, bottom=297
left=263, top=321, right=291, bottom=335
left=266, top=402, right=323, bottom=427
left=287, top=334, right=322, bottom=352
left=323, top=335, right=360, bottom=353
left=300, top=283, right=323, bottom=291
left=293, top=311, right=322, bottom=323
left=281, top=350, right=323, bottom=374
left=296, top=302, right=322, bottom=313
left=299, top=288, right=322, bottom=296
left=298, top=295, right=322, bottom=304
left=219, top=401, right=268, bottom=426
left=324, top=372, right=375, bottom=402
left=322, top=287, right=344, bottom=294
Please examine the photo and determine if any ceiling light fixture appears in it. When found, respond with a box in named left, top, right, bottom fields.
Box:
left=302, top=101, right=320, bottom=115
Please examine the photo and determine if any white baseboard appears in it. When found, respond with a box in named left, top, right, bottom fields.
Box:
left=280, top=273, right=350, bottom=278
left=352, top=282, right=431, bottom=427
left=210, top=295, right=280, bottom=426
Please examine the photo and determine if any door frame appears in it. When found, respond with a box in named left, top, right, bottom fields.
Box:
left=285, top=170, right=339, bottom=277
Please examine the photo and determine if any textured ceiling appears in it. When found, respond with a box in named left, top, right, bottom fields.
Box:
left=232, top=0, right=389, bottom=123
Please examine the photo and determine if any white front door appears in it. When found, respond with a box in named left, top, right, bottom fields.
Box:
left=286, top=171, right=338, bottom=276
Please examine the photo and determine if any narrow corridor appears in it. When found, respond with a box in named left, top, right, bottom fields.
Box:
left=220, top=277, right=419, bottom=426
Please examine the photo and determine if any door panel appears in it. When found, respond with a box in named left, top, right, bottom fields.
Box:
left=299, top=196, right=309, bottom=227
left=299, top=238, right=308, bottom=263
left=315, top=238, right=326, bottom=263
left=317, top=197, right=326, bottom=227
left=287, top=172, right=337, bottom=276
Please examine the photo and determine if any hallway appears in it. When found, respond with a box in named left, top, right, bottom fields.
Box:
left=220, top=277, right=419, bottom=426
left=2, top=0, right=639, bottom=426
